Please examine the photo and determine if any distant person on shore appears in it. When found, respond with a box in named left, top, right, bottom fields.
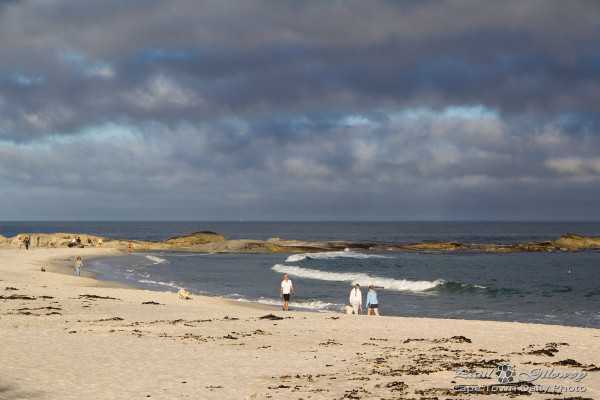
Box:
left=18, top=237, right=22, bottom=250
left=349, top=284, right=362, bottom=315
left=128, top=242, right=133, bottom=252
left=75, top=257, right=82, bottom=276
left=97, top=238, right=103, bottom=247
left=279, top=274, right=295, bottom=311
left=87, top=238, right=92, bottom=247
left=366, top=285, right=380, bottom=316
left=25, top=237, right=30, bottom=250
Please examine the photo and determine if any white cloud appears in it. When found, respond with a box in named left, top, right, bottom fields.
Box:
left=126, top=75, right=199, bottom=110
left=546, top=157, right=600, bottom=178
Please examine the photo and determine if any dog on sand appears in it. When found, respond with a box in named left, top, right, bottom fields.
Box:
left=178, top=289, right=191, bottom=300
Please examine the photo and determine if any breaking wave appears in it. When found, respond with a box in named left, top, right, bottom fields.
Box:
left=145, top=255, right=168, bottom=264
left=272, top=264, right=443, bottom=292
left=285, top=249, right=390, bottom=263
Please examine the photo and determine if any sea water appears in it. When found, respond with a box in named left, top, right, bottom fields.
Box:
left=2, top=221, right=599, bottom=328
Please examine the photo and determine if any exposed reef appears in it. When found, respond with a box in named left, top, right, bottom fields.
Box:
left=0, top=231, right=227, bottom=250
left=0, top=231, right=598, bottom=253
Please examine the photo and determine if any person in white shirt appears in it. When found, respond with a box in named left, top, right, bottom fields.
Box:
left=349, top=284, right=362, bottom=315
left=279, top=274, right=295, bottom=311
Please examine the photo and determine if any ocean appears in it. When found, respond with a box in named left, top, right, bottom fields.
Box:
left=2, top=221, right=599, bottom=328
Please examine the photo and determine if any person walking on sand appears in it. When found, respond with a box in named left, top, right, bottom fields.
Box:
left=349, top=284, right=362, bottom=315
left=75, top=257, right=82, bottom=276
left=366, top=285, right=380, bottom=316
left=18, top=237, right=22, bottom=250
left=25, top=237, right=30, bottom=250
left=128, top=242, right=133, bottom=252
left=279, top=274, right=295, bottom=311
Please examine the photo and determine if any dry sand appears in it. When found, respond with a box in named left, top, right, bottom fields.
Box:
left=0, top=247, right=598, bottom=400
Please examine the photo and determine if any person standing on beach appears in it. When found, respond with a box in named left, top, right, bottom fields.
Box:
left=25, top=237, right=30, bottom=250
left=279, top=274, right=295, bottom=311
left=366, top=285, right=380, bottom=316
left=75, top=257, right=82, bottom=276
left=18, top=237, right=22, bottom=250
left=128, top=242, right=133, bottom=252
left=349, top=284, right=362, bottom=315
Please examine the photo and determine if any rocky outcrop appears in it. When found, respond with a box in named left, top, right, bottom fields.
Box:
left=1, top=231, right=598, bottom=253
left=550, top=233, right=600, bottom=251
left=0, top=231, right=227, bottom=250
left=189, top=233, right=600, bottom=253
left=189, top=238, right=371, bottom=253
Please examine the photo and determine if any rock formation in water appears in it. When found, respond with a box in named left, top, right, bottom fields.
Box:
left=188, top=233, right=600, bottom=253
left=0, top=231, right=227, bottom=250
left=0, top=231, right=598, bottom=253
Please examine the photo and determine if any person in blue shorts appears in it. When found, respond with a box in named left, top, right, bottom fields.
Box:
left=366, top=285, right=380, bottom=316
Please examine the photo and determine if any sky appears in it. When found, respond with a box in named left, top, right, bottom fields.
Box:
left=1, top=0, right=599, bottom=221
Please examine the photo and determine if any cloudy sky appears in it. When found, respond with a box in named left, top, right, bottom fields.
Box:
left=1, top=0, right=599, bottom=221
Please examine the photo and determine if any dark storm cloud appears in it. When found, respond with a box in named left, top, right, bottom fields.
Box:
left=0, top=0, right=599, bottom=220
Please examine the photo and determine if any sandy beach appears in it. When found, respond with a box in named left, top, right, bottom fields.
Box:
left=1, top=247, right=598, bottom=400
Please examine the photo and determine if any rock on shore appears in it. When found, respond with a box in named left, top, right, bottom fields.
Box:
left=0, top=231, right=227, bottom=250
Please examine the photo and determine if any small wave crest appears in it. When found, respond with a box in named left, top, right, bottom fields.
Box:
left=138, top=279, right=184, bottom=290
left=145, top=255, right=168, bottom=264
left=235, top=296, right=341, bottom=312
left=272, top=264, right=443, bottom=292
left=432, top=281, right=490, bottom=294
left=285, top=250, right=390, bottom=263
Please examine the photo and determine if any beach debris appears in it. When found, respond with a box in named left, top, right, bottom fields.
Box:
left=553, top=358, right=584, bottom=367
left=527, top=342, right=568, bottom=357
left=433, top=336, right=472, bottom=343
left=319, top=339, right=341, bottom=346
left=5, top=287, right=18, bottom=290
left=385, top=381, right=407, bottom=392
left=403, top=338, right=427, bottom=343
left=0, top=294, right=36, bottom=300
left=79, top=294, right=120, bottom=300
left=259, top=314, right=284, bottom=320
left=142, top=301, right=162, bottom=305
left=552, top=359, right=600, bottom=371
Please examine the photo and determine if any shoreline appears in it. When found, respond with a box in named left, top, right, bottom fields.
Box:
left=1, top=248, right=598, bottom=399
left=73, top=248, right=599, bottom=329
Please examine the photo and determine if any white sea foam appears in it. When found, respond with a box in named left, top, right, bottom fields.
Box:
left=272, top=264, right=443, bottom=292
left=284, top=250, right=390, bottom=263
left=138, top=279, right=183, bottom=290
left=235, top=296, right=341, bottom=312
left=145, top=255, right=168, bottom=264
